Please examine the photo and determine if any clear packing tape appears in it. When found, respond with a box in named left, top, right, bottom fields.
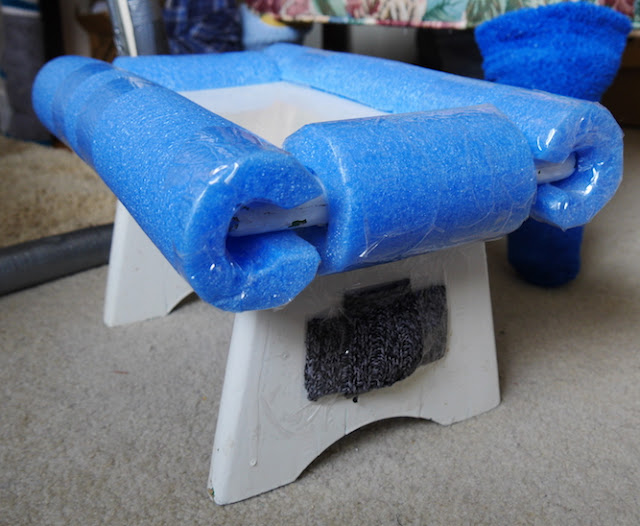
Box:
left=32, top=44, right=623, bottom=312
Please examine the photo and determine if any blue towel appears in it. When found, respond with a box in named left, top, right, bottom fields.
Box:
left=240, top=4, right=308, bottom=51
left=475, top=2, right=631, bottom=102
left=476, top=2, right=631, bottom=287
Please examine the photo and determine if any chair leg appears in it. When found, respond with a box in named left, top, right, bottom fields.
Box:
left=208, top=242, right=500, bottom=504
left=103, top=201, right=193, bottom=327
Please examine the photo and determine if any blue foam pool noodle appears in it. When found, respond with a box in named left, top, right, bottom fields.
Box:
left=113, top=49, right=281, bottom=91
left=264, top=43, right=623, bottom=231
left=32, top=46, right=624, bottom=311
left=33, top=56, right=323, bottom=312
left=99, top=44, right=625, bottom=232
left=285, top=106, right=536, bottom=274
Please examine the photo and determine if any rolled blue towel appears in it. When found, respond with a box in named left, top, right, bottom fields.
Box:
left=475, top=2, right=631, bottom=287
left=240, top=4, right=308, bottom=51
left=475, top=2, right=631, bottom=102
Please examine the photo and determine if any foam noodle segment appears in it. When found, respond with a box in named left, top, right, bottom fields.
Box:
left=33, top=46, right=623, bottom=311
left=33, top=57, right=323, bottom=312
left=262, top=44, right=623, bottom=230
left=284, top=107, right=535, bottom=274
left=117, top=44, right=623, bottom=230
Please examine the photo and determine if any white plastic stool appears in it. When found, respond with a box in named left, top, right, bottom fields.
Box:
left=105, top=217, right=499, bottom=504
left=104, top=201, right=192, bottom=327
left=101, top=82, right=500, bottom=504
left=209, top=242, right=499, bottom=504
left=104, top=197, right=500, bottom=506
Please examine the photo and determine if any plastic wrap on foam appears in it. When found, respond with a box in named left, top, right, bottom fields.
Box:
left=108, top=46, right=625, bottom=231
left=33, top=56, right=323, bottom=312
left=285, top=105, right=536, bottom=274
left=32, top=47, right=624, bottom=312
left=112, top=44, right=623, bottom=231
left=265, top=44, right=623, bottom=230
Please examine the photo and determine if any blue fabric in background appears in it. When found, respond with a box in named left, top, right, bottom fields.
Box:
left=240, top=4, right=307, bottom=51
left=476, top=2, right=632, bottom=102
left=163, top=0, right=242, bottom=54
left=162, top=0, right=306, bottom=54
left=476, top=2, right=632, bottom=287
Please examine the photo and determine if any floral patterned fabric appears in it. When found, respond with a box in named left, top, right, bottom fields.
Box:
left=246, top=0, right=639, bottom=29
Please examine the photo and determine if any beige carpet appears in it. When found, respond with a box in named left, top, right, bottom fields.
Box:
left=1, top=129, right=639, bottom=524
left=0, top=135, right=116, bottom=248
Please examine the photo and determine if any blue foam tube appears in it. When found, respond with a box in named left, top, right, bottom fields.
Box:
left=284, top=106, right=536, bottom=274
left=113, top=49, right=281, bottom=91
left=264, top=44, right=623, bottom=231
left=100, top=44, right=623, bottom=232
left=102, top=44, right=623, bottom=232
left=33, top=56, right=323, bottom=312
left=32, top=47, right=624, bottom=311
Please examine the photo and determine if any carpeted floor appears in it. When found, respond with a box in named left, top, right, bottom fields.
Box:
left=0, top=135, right=115, bottom=248
left=0, top=129, right=639, bottom=525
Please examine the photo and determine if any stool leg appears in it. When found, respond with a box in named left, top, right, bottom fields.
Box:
left=208, top=243, right=500, bottom=505
left=103, top=202, right=193, bottom=327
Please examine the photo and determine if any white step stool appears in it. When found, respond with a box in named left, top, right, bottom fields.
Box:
left=102, top=83, right=501, bottom=504
left=105, top=214, right=500, bottom=504
left=209, top=242, right=499, bottom=504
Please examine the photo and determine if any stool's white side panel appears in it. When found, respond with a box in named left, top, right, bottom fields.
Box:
left=209, top=243, right=500, bottom=505
left=103, top=202, right=193, bottom=327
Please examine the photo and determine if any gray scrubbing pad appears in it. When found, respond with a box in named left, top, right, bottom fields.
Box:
left=304, top=280, right=447, bottom=401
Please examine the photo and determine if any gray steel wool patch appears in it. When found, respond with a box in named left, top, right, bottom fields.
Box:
left=304, top=280, right=447, bottom=401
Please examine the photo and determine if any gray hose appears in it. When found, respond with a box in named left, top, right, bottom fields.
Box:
left=0, top=224, right=113, bottom=296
